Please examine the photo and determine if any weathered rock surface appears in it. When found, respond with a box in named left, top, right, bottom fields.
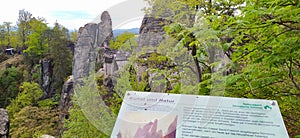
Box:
left=40, top=59, right=53, bottom=98
left=59, top=76, right=73, bottom=121
left=138, top=1, right=195, bottom=48
left=137, top=2, right=196, bottom=92
left=138, top=16, right=171, bottom=48
left=0, top=109, right=9, bottom=138
left=59, top=11, right=114, bottom=134
left=73, top=11, right=113, bottom=86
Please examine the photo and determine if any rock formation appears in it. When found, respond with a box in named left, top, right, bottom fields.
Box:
left=136, top=1, right=196, bottom=92
left=59, top=76, right=73, bottom=121
left=138, top=16, right=171, bottom=48
left=40, top=59, right=53, bottom=98
left=0, top=109, right=9, bottom=138
left=60, top=4, right=195, bottom=125
left=59, top=11, right=114, bottom=129
left=73, top=11, right=113, bottom=86
left=138, top=1, right=195, bottom=48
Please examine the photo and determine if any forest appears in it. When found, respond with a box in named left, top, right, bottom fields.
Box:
left=0, top=0, right=299, bottom=137
left=0, top=9, right=74, bottom=137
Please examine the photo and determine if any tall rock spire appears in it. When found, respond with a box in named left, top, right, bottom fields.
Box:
left=73, top=11, right=113, bottom=86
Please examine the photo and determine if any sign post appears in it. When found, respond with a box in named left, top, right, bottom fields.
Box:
left=111, top=91, right=289, bottom=138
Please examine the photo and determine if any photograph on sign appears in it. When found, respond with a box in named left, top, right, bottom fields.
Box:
left=115, top=112, right=177, bottom=138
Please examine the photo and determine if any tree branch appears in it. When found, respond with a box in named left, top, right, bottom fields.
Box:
left=243, top=76, right=255, bottom=95
left=253, top=80, right=285, bottom=91
left=273, top=21, right=300, bottom=30
left=288, top=59, right=300, bottom=91
left=237, top=24, right=271, bottom=30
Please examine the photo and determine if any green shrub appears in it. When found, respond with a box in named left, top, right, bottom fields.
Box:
left=7, top=82, right=43, bottom=118
left=38, top=98, right=58, bottom=108
left=0, top=67, right=23, bottom=108
left=63, top=72, right=116, bottom=137
left=10, top=106, right=60, bottom=138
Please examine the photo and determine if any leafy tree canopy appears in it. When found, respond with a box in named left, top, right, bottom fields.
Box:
left=110, top=31, right=137, bottom=50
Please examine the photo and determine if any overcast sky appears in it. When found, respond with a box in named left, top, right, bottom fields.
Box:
left=0, top=0, right=147, bottom=30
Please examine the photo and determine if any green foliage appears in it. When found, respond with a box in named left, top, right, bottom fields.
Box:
left=17, top=9, right=32, bottom=47
left=0, top=9, right=75, bottom=137
left=38, top=98, right=58, bottom=108
left=32, top=131, right=43, bottom=138
left=114, top=37, right=203, bottom=94
left=9, top=106, right=60, bottom=138
left=7, top=82, right=43, bottom=118
left=115, top=62, right=151, bottom=93
left=0, top=22, right=17, bottom=47
left=6, top=81, right=60, bottom=138
left=27, top=63, right=41, bottom=83
left=22, top=70, right=30, bottom=82
left=136, top=52, right=173, bottom=69
left=70, top=29, right=78, bottom=42
left=169, top=83, right=181, bottom=94
left=0, top=2, right=298, bottom=137
left=62, top=104, right=108, bottom=138
left=0, top=24, right=6, bottom=46
left=49, top=23, right=73, bottom=94
left=114, top=64, right=135, bottom=96
left=132, top=66, right=151, bottom=91
left=147, top=0, right=300, bottom=136
left=110, top=31, right=137, bottom=51
left=219, top=0, right=300, bottom=136
left=23, top=18, right=48, bottom=61
left=63, top=72, right=116, bottom=137
left=96, top=74, right=122, bottom=115
left=8, top=30, right=20, bottom=48
left=0, top=67, right=23, bottom=108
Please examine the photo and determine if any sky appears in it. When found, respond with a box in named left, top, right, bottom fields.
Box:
left=0, top=0, right=147, bottom=30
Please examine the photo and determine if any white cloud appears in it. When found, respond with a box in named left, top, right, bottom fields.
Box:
left=0, top=0, right=146, bottom=30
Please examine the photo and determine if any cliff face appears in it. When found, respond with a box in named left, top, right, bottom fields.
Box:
left=58, top=3, right=197, bottom=130
left=73, top=11, right=113, bottom=86
left=138, top=1, right=194, bottom=48
left=138, top=17, right=171, bottom=47
left=137, top=2, right=196, bottom=92
left=59, top=11, right=114, bottom=125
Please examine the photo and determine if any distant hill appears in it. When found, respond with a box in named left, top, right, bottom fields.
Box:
left=113, top=28, right=139, bottom=37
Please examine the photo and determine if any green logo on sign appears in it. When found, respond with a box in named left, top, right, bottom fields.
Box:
left=264, top=105, right=272, bottom=110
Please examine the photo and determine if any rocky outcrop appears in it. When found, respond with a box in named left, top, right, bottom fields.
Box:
left=59, top=76, right=73, bottom=121
left=59, top=11, right=114, bottom=134
left=138, top=1, right=195, bottom=48
left=138, top=17, right=171, bottom=48
left=136, top=1, right=196, bottom=92
left=138, top=0, right=176, bottom=48
left=40, top=59, right=53, bottom=98
left=73, top=11, right=113, bottom=86
left=0, top=109, right=9, bottom=138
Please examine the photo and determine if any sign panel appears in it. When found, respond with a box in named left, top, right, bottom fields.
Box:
left=111, top=91, right=289, bottom=138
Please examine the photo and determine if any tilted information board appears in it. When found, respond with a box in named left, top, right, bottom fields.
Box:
left=111, top=91, right=289, bottom=138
